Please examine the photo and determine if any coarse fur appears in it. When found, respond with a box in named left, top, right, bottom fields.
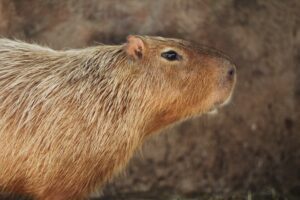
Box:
left=0, top=35, right=236, bottom=200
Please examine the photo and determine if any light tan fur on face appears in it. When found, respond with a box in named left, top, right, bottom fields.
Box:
left=0, top=36, right=235, bottom=199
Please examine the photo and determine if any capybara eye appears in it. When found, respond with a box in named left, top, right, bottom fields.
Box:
left=161, top=50, right=182, bottom=61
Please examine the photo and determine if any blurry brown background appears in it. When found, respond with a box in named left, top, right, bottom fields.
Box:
left=0, top=0, right=299, bottom=198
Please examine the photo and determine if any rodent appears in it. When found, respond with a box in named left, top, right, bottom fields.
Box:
left=0, top=35, right=236, bottom=200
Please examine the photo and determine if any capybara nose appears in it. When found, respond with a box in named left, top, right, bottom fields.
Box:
left=218, top=58, right=236, bottom=81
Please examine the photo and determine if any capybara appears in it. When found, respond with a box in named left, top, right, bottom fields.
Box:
left=0, top=35, right=236, bottom=200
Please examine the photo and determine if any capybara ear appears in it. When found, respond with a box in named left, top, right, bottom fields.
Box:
left=125, top=35, right=145, bottom=59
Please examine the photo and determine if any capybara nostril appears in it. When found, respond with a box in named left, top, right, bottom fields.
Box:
left=228, top=67, right=235, bottom=77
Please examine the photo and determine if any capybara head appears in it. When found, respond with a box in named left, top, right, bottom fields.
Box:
left=123, top=35, right=236, bottom=133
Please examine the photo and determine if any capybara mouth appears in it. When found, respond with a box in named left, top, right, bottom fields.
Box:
left=207, top=87, right=234, bottom=115
left=207, top=107, right=219, bottom=115
left=207, top=101, right=226, bottom=115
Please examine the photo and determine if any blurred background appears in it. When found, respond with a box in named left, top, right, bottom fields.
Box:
left=0, top=0, right=299, bottom=199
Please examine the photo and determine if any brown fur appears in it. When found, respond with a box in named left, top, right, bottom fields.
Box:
left=0, top=35, right=236, bottom=199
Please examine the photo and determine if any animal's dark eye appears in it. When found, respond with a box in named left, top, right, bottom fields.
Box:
left=161, top=50, right=181, bottom=61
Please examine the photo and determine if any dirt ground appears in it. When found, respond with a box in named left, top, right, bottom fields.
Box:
left=0, top=0, right=299, bottom=199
